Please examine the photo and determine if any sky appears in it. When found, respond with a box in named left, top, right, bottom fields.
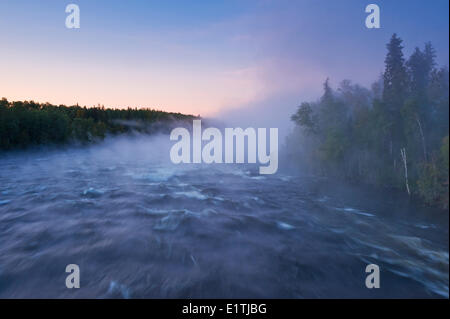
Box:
left=0, top=0, right=448, bottom=123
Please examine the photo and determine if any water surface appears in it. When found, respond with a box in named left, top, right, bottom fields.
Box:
left=0, top=136, right=448, bottom=298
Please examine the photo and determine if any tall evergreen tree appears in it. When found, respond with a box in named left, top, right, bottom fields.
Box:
left=383, top=34, right=408, bottom=109
left=382, top=34, right=409, bottom=157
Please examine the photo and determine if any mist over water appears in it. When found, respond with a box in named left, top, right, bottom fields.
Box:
left=0, top=134, right=448, bottom=298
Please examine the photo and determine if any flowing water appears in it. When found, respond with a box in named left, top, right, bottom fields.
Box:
left=0, top=136, right=448, bottom=298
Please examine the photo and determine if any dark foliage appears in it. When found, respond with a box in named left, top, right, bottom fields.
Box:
left=0, top=100, right=195, bottom=150
left=289, top=34, right=449, bottom=208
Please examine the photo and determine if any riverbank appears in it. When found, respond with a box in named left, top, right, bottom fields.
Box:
left=0, top=98, right=196, bottom=151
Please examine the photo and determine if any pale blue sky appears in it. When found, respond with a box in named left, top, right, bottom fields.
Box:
left=0, top=0, right=448, bottom=117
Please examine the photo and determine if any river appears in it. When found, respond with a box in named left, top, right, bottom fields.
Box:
left=0, top=135, right=448, bottom=298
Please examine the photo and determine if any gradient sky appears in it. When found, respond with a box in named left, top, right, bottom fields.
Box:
left=0, top=0, right=448, bottom=117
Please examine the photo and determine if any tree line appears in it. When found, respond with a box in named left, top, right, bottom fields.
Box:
left=0, top=100, right=195, bottom=150
left=289, top=34, right=449, bottom=209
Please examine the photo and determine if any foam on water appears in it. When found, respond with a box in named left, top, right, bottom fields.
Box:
left=0, top=200, right=11, bottom=205
left=276, top=221, right=295, bottom=230
left=334, top=207, right=375, bottom=217
left=107, top=281, right=131, bottom=299
left=174, top=191, right=208, bottom=200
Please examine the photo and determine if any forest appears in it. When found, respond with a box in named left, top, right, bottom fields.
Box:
left=0, top=99, right=195, bottom=150
left=288, top=34, right=449, bottom=209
